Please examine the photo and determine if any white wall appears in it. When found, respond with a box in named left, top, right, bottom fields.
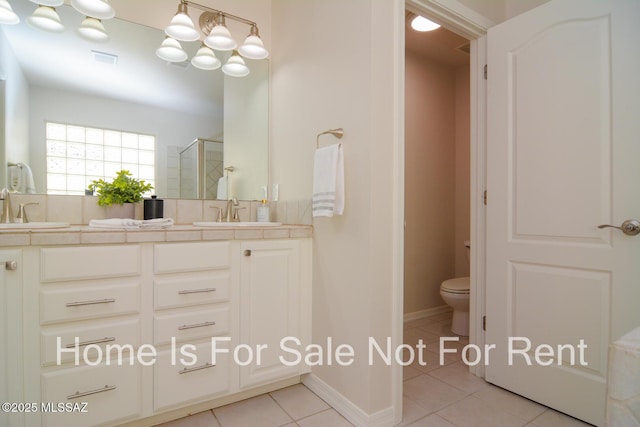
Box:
left=271, top=0, right=402, bottom=420
left=29, top=86, right=221, bottom=196
left=0, top=28, right=30, bottom=188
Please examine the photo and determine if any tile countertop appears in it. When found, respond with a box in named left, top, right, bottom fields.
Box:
left=0, top=224, right=313, bottom=247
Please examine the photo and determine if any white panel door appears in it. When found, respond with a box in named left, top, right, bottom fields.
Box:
left=485, top=1, right=640, bottom=425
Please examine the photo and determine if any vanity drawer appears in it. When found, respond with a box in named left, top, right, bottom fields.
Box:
left=154, top=307, right=229, bottom=345
left=41, top=319, right=141, bottom=366
left=154, top=272, right=230, bottom=309
left=154, top=241, right=230, bottom=274
left=154, top=342, right=230, bottom=411
left=41, top=363, right=141, bottom=427
left=40, top=282, right=140, bottom=325
left=40, top=245, right=141, bottom=283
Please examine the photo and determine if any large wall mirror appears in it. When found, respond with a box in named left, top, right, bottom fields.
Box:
left=0, top=0, right=268, bottom=200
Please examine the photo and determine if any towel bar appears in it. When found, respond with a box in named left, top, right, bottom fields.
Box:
left=316, top=128, right=344, bottom=148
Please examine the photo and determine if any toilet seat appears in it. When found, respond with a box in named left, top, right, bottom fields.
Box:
left=441, top=277, right=470, bottom=294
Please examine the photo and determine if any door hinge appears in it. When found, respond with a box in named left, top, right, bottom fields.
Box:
left=483, top=190, right=487, bottom=206
left=483, top=64, right=487, bottom=80
left=482, top=315, right=486, bottom=331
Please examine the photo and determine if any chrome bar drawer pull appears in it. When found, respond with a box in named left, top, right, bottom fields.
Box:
left=178, top=288, right=216, bottom=295
left=65, top=337, right=116, bottom=348
left=178, top=321, right=216, bottom=330
left=178, top=363, right=215, bottom=374
left=66, top=298, right=116, bottom=307
left=67, top=385, right=116, bottom=400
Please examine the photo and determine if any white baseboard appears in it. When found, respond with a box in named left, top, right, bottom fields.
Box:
left=302, top=374, right=397, bottom=427
left=403, top=305, right=452, bottom=323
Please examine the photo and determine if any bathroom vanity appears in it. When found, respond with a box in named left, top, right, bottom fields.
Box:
left=0, top=225, right=312, bottom=427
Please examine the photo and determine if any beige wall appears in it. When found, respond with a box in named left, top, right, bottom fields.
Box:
left=271, top=0, right=402, bottom=418
left=454, top=66, right=471, bottom=277
left=404, top=51, right=470, bottom=316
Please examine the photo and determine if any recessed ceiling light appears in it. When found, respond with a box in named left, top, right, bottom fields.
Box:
left=411, top=15, right=441, bottom=32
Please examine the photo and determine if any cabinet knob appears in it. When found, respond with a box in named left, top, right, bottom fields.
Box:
left=4, top=260, right=17, bottom=270
left=244, top=250, right=252, bottom=257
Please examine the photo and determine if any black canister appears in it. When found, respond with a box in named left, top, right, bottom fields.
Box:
left=144, top=195, right=164, bottom=220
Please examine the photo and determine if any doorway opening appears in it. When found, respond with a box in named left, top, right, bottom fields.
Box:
left=403, top=11, right=471, bottom=337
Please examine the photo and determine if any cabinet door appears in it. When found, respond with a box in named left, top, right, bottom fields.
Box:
left=239, top=240, right=309, bottom=388
left=0, top=250, right=22, bottom=427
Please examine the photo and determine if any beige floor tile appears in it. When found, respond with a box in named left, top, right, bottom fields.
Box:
left=427, top=362, right=490, bottom=394
left=403, top=375, right=466, bottom=413
left=154, top=410, right=219, bottom=427
left=437, top=396, right=529, bottom=427
left=393, top=396, right=431, bottom=427
left=404, top=312, right=453, bottom=328
left=404, top=327, right=440, bottom=346
left=297, top=409, right=353, bottom=427
left=407, top=346, right=456, bottom=374
left=403, top=364, right=423, bottom=381
left=473, top=385, right=546, bottom=422
left=528, top=409, right=594, bottom=427
left=406, top=414, right=457, bottom=427
left=419, top=319, right=457, bottom=337
left=213, top=394, right=293, bottom=427
left=270, top=384, right=330, bottom=420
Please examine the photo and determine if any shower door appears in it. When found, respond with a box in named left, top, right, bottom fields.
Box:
left=179, top=139, right=224, bottom=199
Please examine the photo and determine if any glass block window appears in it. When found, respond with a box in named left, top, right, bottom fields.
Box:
left=45, top=122, right=155, bottom=195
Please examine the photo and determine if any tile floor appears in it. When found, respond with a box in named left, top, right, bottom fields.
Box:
left=156, top=313, right=594, bottom=427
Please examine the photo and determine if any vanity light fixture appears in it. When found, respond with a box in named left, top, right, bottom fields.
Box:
left=77, top=16, right=108, bottom=41
left=156, top=36, right=188, bottom=63
left=71, top=0, right=114, bottom=20
left=0, top=0, right=20, bottom=24
left=158, top=0, right=269, bottom=76
left=165, top=0, right=199, bottom=42
left=410, top=15, right=441, bottom=32
left=27, top=5, right=64, bottom=32
left=191, top=43, right=221, bottom=70
left=221, top=50, right=249, bottom=77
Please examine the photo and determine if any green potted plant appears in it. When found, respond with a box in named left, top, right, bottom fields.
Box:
left=88, top=170, right=153, bottom=207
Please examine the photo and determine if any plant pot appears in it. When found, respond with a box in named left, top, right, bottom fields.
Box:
left=105, top=203, right=135, bottom=219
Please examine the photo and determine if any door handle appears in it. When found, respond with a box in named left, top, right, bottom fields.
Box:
left=598, top=219, right=640, bottom=236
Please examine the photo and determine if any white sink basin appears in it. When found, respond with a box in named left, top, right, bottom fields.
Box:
left=193, top=221, right=282, bottom=227
left=0, top=222, right=70, bottom=229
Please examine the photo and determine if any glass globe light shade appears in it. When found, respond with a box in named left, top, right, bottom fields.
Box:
left=222, top=51, right=250, bottom=77
left=78, top=17, right=109, bottom=41
left=27, top=5, right=64, bottom=32
left=156, top=37, right=188, bottom=63
left=191, top=45, right=221, bottom=70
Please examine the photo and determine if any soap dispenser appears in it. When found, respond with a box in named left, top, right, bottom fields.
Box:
left=257, top=199, right=270, bottom=222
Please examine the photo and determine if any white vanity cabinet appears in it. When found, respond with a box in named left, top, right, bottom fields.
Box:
left=6, top=231, right=311, bottom=427
left=28, top=245, right=144, bottom=427
left=239, top=239, right=312, bottom=388
left=152, top=241, right=235, bottom=411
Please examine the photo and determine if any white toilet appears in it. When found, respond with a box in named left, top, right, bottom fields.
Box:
left=440, top=241, right=471, bottom=336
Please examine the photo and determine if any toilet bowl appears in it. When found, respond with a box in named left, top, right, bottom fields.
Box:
left=440, top=241, right=471, bottom=336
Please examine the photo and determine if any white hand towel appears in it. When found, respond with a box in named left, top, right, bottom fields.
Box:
left=18, top=163, right=36, bottom=194
left=89, top=218, right=174, bottom=229
left=312, top=144, right=344, bottom=217
left=217, top=177, right=227, bottom=200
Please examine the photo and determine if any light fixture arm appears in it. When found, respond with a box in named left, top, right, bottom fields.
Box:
left=182, top=0, right=257, bottom=28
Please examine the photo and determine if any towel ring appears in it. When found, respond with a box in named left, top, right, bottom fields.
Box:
left=316, top=128, right=344, bottom=148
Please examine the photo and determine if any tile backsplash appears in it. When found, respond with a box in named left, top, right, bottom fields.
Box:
left=2, top=195, right=313, bottom=226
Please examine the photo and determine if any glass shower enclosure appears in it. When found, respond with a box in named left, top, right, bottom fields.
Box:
left=179, top=138, right=223, bottom=199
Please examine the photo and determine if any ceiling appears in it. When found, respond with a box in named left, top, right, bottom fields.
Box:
left=2, top=0, right=224, bottom=117
left=405, top=12, right=470, bottom=68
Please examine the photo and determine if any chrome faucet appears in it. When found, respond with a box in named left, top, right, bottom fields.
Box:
left=0, top=188, right=14, bottom=224
left=225, top=198, right=239, bottom=222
